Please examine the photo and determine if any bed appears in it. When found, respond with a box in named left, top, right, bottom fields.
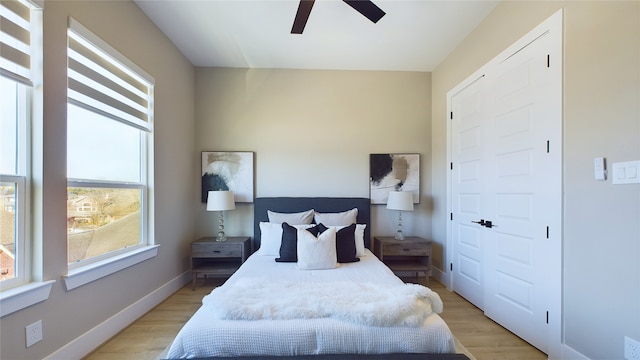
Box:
left=166, top=197, right=457, bottom=359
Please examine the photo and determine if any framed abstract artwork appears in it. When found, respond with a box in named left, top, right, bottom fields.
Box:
left=369, top=153, right=420, bottom=204
left=201, top=151, right=254, bottom=203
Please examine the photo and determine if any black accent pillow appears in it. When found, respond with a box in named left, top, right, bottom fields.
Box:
left=318, top=223, right=360, bottom=263
left=275, top=223, right=319, bottom=262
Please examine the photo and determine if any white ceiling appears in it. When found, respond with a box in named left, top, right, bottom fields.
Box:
left=134, top=0, right=499, bottom=72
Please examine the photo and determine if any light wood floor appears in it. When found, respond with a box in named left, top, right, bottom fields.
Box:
left=84, top=276, right=547, bottom=360
left=429, top=278, right=546, bottom=360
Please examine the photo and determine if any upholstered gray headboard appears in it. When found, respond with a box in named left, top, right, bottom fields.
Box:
left=253, top=197, right=371, bottom=251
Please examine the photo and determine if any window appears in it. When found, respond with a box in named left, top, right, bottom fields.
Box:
left=0, top=78, right=28, bottom=287
left=0, top=0, right=40, bottom=290
left=66, top=19, right=155, bottom=278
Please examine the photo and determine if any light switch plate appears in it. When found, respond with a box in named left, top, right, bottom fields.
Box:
left=625, top=336, right=640, bottom=360
left=612, top=161, right=640, bottom=184
left=594, top=157, right=606, bottom=181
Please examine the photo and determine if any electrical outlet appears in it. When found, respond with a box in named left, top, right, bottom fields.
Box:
left=25, top=320, right=43, bottom=347
left=626, top=336, right=640, bottom=360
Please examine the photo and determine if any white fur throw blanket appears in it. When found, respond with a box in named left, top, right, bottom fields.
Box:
left=202, top=278, right=443, bottom=327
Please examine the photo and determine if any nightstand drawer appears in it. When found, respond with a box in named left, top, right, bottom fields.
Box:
left=382, top=242, right=429, bottom=256
left=192, top=243, right=242, bottom=258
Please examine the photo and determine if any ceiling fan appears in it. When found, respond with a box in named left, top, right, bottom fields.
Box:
left=291, top=0, right=386, bottom=34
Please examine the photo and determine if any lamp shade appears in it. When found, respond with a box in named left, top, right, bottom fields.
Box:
left=386, top=191, right=414, bottom=211
left=206, top=191, right=236, bottom=211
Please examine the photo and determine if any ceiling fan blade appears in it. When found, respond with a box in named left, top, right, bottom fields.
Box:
left=343, top=0, right=385, bottom=23
left=291, top=0, right=316, bottom=34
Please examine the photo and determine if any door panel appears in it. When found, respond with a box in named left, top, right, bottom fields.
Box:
left=483, top=29, right=556, bottom=353
left=450, top=76, right=487, bottom=309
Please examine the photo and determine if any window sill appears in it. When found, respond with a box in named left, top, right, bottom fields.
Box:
left=63, top=245, right=159, bottom=291
left=0, top=280, right=56, bottom=317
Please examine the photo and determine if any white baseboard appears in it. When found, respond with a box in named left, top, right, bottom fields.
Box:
left=431, top=266, right=449, bottom=288
left=560, top=344, right=590, bottom=360
left=44, top=271, right=191, bottom=360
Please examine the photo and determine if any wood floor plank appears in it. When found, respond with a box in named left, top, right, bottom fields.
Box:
left=84, top=277, right=546, bottom=360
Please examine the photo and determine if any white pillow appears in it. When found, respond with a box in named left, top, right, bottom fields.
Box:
left=353, top=224, right=367, bottom=257
left=267, top=209, right=314, bottom=224
left=258, top=222, right=315, bottom=256
left=314, top=208, right=358, bottom=226
left=326, top=224, right=367, bottom=257
left=297, top=227, right=337, bottom=270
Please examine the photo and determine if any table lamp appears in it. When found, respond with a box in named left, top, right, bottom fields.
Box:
left=386, top=191, right=414, bottom=240
left=206, top=190, right=235, bottom=241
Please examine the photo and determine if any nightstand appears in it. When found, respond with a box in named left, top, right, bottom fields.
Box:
left=373, top=236, right=432, bottom=283
left=191, top=236, right=251, bottom=290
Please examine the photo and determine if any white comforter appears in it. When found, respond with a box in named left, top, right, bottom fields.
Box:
left=167, top=250, right=456, bottom=358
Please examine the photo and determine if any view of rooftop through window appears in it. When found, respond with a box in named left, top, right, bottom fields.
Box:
left=67, top=187, right=141, bottom=263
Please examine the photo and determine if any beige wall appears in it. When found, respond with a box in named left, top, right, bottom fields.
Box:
left=0, top=1, right=196, bottom=359
left=432, top=1, right=639, bottom=359
left=194, top=68, right=433, bottom=242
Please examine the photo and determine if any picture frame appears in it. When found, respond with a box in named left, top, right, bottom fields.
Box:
left=369, top=153, right=420, bottom=204
left=201, top=151, right=254, bottom=203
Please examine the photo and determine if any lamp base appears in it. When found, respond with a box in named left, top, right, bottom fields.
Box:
left=395, top=211, right=405, bottom=240
left=216, top=232, right=227, bottom=242
left=216, top=212, right=227, bottom=241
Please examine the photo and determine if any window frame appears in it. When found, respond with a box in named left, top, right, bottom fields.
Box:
left=0, top=0, right=54, bottom=318
left=63, top=18, right=156, bottom=290
left=0, top=78, right=30, bottom=289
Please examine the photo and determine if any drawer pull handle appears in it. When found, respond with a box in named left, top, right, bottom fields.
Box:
left=213, top=250, right=221, bottom=253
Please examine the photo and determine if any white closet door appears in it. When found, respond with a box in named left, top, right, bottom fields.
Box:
left=448, top=11, right=562, bottom=355
left=483, top=26, right=561, bottom=354
left=450, top=75, right=489, bottom=310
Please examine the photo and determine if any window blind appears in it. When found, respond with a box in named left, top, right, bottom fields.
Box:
left=0, top=0, right=35, bottom=83
left=67, top=18, right=154, bottom=132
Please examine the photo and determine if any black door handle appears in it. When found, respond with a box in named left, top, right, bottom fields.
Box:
left=471, top=219, right=497, bottom=228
